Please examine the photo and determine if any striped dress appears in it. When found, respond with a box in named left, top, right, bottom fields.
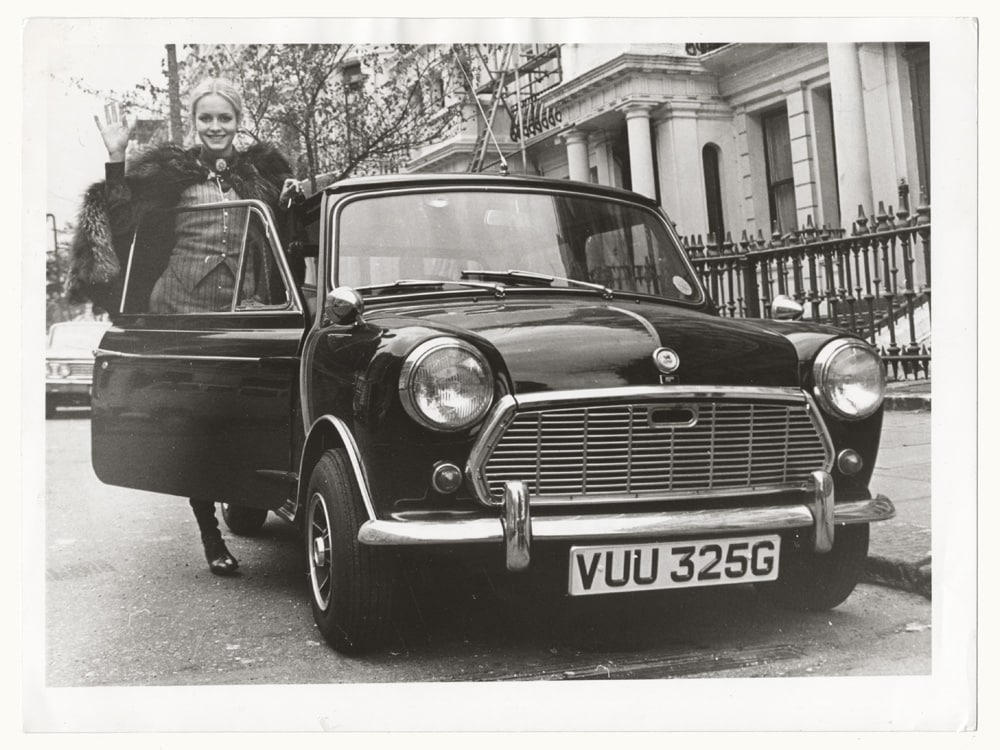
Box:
left=148, top=178, right=252, bottom=313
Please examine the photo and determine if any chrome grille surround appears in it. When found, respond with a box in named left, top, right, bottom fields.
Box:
left=47, top=360, right=95, bottom=380
left=466, top=386, right=834, bottom=507
left=67, top=362, right=94, bottom=379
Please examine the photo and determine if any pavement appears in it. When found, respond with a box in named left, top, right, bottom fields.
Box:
left=863, top=378, right=931, bottom=598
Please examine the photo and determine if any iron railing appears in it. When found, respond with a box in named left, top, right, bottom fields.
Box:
left=681, top=181, right=931, bottom=381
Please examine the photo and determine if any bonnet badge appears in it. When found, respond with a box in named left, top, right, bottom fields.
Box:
left=653, top=347, right=680, bottom=377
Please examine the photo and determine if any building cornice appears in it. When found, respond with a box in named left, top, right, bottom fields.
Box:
left=542, top=52, right=710, bottom=110
left=405, top=137, right=479, bottom=172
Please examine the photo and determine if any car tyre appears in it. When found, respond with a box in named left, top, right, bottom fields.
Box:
left=46, top=398, right=58, bottom=420
left=756, top=523, right=869, bottom=611
left=306, top=448, right=395, bottom=653
left=221, top=504, right=270, bottom=536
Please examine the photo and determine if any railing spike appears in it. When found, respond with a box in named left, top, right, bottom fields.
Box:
left=875, top=200, right=890, bottom=231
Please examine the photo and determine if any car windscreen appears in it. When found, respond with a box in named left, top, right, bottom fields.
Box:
left=335, top=189, right=702, bottom=302
left=48, top=324, right=109, bottom=352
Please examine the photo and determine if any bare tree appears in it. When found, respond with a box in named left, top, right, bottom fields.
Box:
left=185, top=44, right=466, bottom=187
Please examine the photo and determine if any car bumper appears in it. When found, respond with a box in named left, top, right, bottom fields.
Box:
left=358, top=471, right=895, bottom=572
left=46, top=380, right=92, bottom=396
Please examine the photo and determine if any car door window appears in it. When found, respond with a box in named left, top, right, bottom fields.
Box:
left=122, top=203, right=292, bottom=314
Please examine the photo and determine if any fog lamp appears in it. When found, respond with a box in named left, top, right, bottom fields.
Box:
left=431, top=462, right=463, bottom=494
left=837, top=449, right=864, bottom=475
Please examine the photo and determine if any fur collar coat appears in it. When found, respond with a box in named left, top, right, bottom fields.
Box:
left=67, top=141, right=292, bottom=311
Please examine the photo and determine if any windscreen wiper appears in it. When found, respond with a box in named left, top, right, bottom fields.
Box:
left=355, top=279, right=506, bottom=299
left=461, top=269, right=613, bottom=299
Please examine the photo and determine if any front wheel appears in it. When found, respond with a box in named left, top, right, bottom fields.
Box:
left=221, top=504, right=269, bottom=536
left=306, top=448, right=395, bottom=653
left=756, top=523, right=869, bottom=611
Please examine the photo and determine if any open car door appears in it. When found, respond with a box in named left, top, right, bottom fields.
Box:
left=92, top=200, right=306, bottom=510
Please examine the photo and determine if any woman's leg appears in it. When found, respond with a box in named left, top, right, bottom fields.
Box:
left=190, top=498, right=239, bottom=575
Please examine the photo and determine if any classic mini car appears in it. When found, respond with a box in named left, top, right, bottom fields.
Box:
left=90, top=173, right=894, bottom=653
left=45, top=320, right=111, bottom=418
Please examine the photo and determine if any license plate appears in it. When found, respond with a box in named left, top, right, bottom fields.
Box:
left=568, top=535, right=781, bottom=596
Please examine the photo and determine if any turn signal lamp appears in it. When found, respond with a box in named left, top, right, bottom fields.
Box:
left=836, top=449, right=864, bottom=475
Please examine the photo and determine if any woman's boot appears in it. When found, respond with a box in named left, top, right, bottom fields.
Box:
left=190, top=498, right=239, bottom=575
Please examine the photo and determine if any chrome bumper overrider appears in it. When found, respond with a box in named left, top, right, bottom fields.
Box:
left=357, top=470, right=895, bottom=572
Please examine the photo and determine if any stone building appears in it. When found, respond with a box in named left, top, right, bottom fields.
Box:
left=406, top=42, right=930, bottom=246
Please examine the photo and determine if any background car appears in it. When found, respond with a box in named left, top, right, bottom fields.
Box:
left=45, top=320, right=110, bottom=418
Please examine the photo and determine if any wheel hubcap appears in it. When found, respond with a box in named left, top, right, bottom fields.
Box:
left=312, top=536, right=327, bottom=567
left=308, top=491, right=333, bottom=611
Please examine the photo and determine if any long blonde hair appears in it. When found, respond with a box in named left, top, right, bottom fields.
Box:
left=189, top=78, right=243, bottom=123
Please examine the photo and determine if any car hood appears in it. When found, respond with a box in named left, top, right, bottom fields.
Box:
left=379, top=296, right=804, bottom=393
left=45, top=346, right=97, bottom=361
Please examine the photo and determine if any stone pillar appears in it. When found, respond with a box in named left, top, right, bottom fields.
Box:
left=785, top=85, right=819, bottom=231
left=858, top=42, right=906, bottom=208
left=827, top=43, right=874, bottom=224
left=563, top=129, right=591, bottom=183
left=624, top=104, right=657, bottom=199
left=654, top=101, right=702, bottom=235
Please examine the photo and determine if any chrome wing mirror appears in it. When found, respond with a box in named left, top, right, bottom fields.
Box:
left=323, top=286, right=365, bottom=326
left=771, top=294, right=804, bottom=321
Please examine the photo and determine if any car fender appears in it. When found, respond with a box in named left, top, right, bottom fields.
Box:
left=295, top=414, right=377, bottom=525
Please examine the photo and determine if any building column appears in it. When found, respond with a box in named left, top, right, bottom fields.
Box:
left=563, top=129, right=591, bottom=183
left=858, top=42, right=907, bottom=207
left=654, top=101, right=702, bottom=236
left=785, top=84, right=819, bottom=231
left=624, top=104, right=657, bottom=199
left=827, top=43, right=874, bottom=224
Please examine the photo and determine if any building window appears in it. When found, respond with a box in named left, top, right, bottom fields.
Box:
left=702, top=144, right=725, bottom=242
left=762, top=107, right=797, bottom=235
left=342, top=62, right=364, bottom=93
left=810, top=85, right=841, bottom=229
left=427, top=74, right=446, bottom=111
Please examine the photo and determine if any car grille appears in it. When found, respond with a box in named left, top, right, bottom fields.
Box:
left=47, top=361, right=94, bottom=379
left=67, top=362, right=93, bottom=378
left=478, top=396, right=832, bottom=506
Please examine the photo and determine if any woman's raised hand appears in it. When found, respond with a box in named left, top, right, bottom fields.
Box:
left=280, top=178, right=305, bottom=207
left=94, top=112, right=135, bottom=162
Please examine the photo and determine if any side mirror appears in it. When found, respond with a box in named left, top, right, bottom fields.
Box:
left=323, top=286, right=365, bottom=326
left=771, top=294, right=804, bottom=321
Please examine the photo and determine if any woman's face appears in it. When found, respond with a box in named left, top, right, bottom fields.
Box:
left=194, top=93, right=239, bottom=158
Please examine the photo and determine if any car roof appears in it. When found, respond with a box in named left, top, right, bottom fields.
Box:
left=303, top=172, right=661, bottom=211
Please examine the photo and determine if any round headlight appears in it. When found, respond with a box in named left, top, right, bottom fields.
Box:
left=399, top=338, right=494, bottom=431
left=812, top=339, right=886, bottom=420
left=57, top=364, right=71, bottom=378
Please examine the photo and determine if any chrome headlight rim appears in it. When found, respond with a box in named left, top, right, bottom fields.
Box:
left=398, top=337, right=494, bottom=432
left=812, top=338, right=886, bottom=421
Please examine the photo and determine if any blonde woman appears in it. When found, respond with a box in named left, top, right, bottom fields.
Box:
left=69, top=78, right=302, bottom=575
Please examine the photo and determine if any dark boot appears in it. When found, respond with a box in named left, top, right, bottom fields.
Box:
left=190, top=498, right=239, bottom=575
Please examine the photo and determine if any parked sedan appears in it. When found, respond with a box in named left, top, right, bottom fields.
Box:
left=45, top=320, right=110, bottom=418
left=89, top=173, right=894, bottom=653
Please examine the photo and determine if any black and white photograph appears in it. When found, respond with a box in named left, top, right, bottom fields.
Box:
left=20, top=11, right=979, bottom=735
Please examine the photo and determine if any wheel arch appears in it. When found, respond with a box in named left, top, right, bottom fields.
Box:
left=296, top=416, right=377, bottom=525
